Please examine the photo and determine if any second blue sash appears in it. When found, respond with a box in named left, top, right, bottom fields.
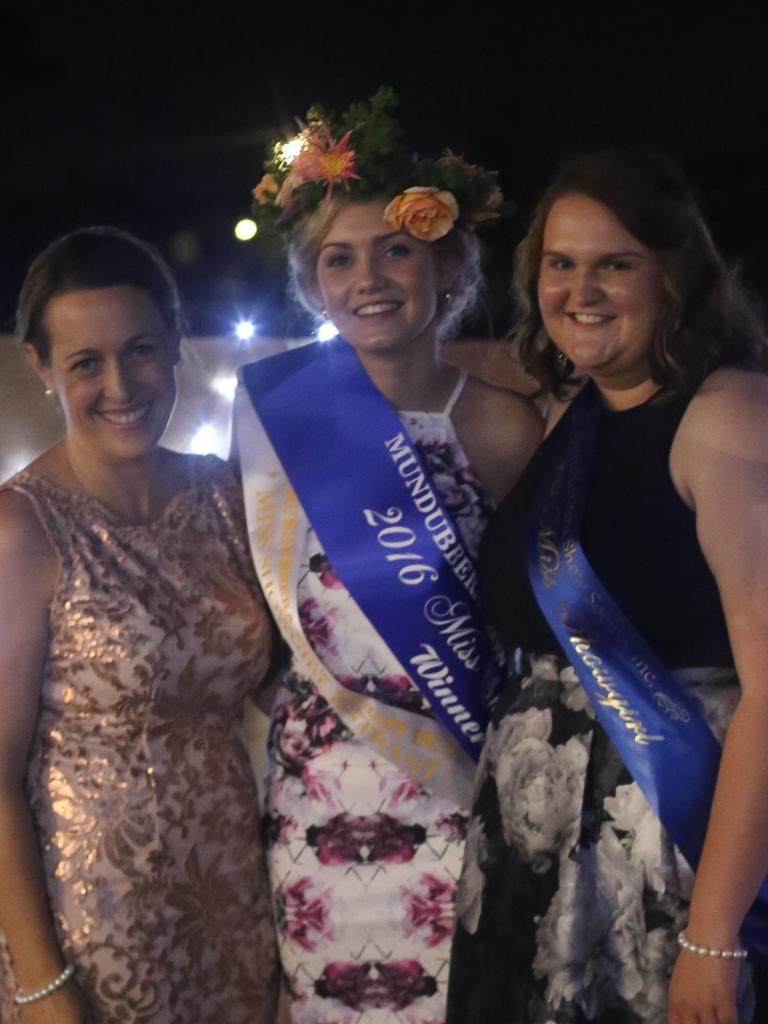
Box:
left=527, top=381, right=768, bottom=961
left=242, top=340, right=494, bottom=760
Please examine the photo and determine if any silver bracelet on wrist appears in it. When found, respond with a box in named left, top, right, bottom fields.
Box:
left=677, top=929, right=748, bottom=960
left=13, top=963, right=76, bottom=1005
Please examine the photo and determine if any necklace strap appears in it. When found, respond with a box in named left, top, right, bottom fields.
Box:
left=442, top=370, right=467, bottom=417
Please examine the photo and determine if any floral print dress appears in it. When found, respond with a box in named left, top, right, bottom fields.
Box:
left=447, top=656, right=759, bottom=1023
left=266, top=376, right=493, bottom=1024
left=446, top=392, right=765, bottom=1023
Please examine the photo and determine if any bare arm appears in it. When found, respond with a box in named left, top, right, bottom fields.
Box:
left=0, top=491, right=88, bottom=1021
left=667, top=369, right=768, bottom=1023
left=453, top=376, right=544, bottom=504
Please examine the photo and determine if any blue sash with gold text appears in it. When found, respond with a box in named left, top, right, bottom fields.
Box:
left=527, top=381, right=768, bottom=961
left=242, top=340, right=493, bottom=761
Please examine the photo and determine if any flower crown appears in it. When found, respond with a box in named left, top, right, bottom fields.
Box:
left=251, top=87, right=503, bottom=243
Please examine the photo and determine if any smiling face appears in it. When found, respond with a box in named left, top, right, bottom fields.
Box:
left=27, top=285, right=178, bottom=463
left=537, top=194, right=666, bottom=390
left=314, top=198, right=448, bottom=356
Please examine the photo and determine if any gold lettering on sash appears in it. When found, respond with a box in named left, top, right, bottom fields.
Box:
left=537, top=524, right=560, bottom=589
left=562, top=538, right=585, bottom=586
left=631, top=656, right=657, bottom=684
left=567, top=629, right=664, bottom=746
left=532, top=430, right=664, bottom=749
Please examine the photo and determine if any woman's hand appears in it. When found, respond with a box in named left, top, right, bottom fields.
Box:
left=667, top=949, right=740, bottom=1024
left=19, top=978, right=91, bottom=1024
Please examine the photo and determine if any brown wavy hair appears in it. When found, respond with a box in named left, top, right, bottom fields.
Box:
left=513, top=149, right=768, bottom=397
left=17, top=226, right=183, bottom=364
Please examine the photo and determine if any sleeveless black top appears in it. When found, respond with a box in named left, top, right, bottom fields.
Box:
left=480, top=391, right=734, bottom=669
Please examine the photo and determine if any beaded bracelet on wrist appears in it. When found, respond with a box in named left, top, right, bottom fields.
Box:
left=13, top=963, right=76, bottom=1005
left=677, top=930, right=748, bottom=960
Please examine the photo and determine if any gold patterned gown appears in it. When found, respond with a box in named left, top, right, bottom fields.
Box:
left=0, top=455, right=279, bottom=1024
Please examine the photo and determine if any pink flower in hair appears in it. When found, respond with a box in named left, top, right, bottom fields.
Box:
left=291, top=122, right=360, bottom=199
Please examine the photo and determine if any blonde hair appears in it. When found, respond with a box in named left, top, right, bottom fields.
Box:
left=287, top=196, right=482, bottom=339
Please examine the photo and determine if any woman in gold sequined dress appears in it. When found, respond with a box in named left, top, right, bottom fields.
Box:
left=0, top=228, right=279, bottom=1023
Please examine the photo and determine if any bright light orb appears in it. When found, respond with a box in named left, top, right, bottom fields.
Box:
left=190, top=424, right=219, bottom=455
left=211, top=375, right=238, bottom=400
left=317, top=321, right=339, bottom=342
left=234, top=218, right=258, bottom=241
left=280, top=136, right=305, bottom=164
left=235, top=320, right=256, bottom=341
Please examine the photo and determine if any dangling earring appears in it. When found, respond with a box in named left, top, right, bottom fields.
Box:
left=554, top=347, right=572, bottom=378
left=321, top=308, right=328, bottom=318
left=440, top=290, right=453, bottom=305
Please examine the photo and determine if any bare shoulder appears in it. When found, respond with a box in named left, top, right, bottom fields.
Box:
left=454, top=375, right=544, bottom=503
left=159, top=447, right=201, bottom=481
left=671, top=369, right=768, bottom=505
left=0, top=489, right=50, bottom=555
left=676, top=368, right=768, bottom=455
left=0, top=489, right=57, bottom=598
left=0, top=490, right=58, bottom=768
left=185, top=450, right=241, bottom=491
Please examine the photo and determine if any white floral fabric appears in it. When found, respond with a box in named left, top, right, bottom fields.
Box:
left=447, top=655, right=758, bottom=1024
left=266, top=405, right=493, bottom=1024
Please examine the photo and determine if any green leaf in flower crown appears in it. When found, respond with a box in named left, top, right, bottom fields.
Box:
left=249, top=86, right=505, bottom=239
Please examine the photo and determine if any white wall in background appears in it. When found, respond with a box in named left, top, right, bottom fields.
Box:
left=0, top=334, right=298, bottom=482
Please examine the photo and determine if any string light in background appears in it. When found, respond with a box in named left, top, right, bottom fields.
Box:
left=234, top=320, right=257, bottom=341
left=279, top=136, right=305, bottom=164
left=234, top=218, right=258, bottom=241
left=211, top=375, right=238, bottom=400
left=189, top=423, right=220, bottom=455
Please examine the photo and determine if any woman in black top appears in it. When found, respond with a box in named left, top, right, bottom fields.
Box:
left=446, top=150, right=768, bottom=1024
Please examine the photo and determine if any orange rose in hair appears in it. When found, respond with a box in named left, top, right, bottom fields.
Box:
left=252, top=173, right=280, bottom=205
left=384, top=187, right=459, bottom=241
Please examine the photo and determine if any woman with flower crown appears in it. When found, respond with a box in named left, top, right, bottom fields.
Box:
left=237, top=89, right=543, bottom=1023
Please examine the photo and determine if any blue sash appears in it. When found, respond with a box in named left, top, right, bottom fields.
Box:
left=527, top=381, right=768, bottom=961
left=241, top=340, right=494, bottom=761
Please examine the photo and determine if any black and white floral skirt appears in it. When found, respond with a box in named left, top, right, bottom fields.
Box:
left=446, top=653, right=762, bottom=1023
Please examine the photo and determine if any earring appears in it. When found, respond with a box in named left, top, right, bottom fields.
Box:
left=321, top=308, right=328, bottom=318
left=554, top=347, right=573, bottom=377
left=44, top=387, right=54, bottom=396
left=440, top=290, right=453, bottom=305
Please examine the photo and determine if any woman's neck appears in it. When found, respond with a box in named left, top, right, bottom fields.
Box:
left=355, top=340, right=459, bottom=412
left=61, top=440, right=171, bottom=522
left=595, top=375, right=660, bottom=411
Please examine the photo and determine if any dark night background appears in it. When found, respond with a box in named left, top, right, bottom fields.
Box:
left=2, top=1, right=768, bottom=341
